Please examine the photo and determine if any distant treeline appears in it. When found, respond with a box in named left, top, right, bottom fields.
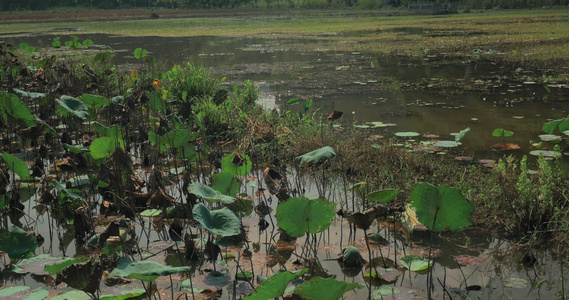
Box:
left=1, top=0, right=568, bottom=11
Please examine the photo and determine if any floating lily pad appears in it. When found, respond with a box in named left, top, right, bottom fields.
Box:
left=539, top=134, right=562, bottom=142
left=110, top=257, right=190, bottom=282
left=434, top=141, right=461, bottom=148
left=399, top=255, right=431, bottom=272
left=504, top=277, right=528, bottom=288
left=529, top=150, right=560, bottom=158
left=395, top=132, right=420, bottom=137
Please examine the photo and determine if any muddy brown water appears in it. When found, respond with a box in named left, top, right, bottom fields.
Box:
left=1, top=32, right=568, bottom=299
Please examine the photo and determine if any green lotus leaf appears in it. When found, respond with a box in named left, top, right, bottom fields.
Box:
left=212, top=172, right=241, bottom=196
left=93, top=123, right=125, bottom=148
left=90, top=137, right=119, bottom=159
left=454, top=127, right=470, bottom=142
left=529, top=150, right=560, bottom=158
left=0, top=286, right=48, bottom=299
left=187, top=182, right=235, bottom=204
left=0, top=226, right=37, bottom=260
left=110, top=257, right=190, bottom=282
left=295, top=146, right=336, bottom=166
left=399, top=255, right=432, bottom=272
left=140, top=209, right=162, bottom=217
left=0, top=91, right=35, bottom=125
left=1, top=153, right=31, bottom=180
left=236, top=270, right=253, bottom=281
left=395, top=131, right=420, bottom=137
left=56, top=95, right=89, bottom=119
left=542, top=118, right=569, bottom=134
left=492, top=128, right=514, bottom=138
left=244, top=269, right=307, bottom=300
left=366, top=189, right=399, bottom=203
left=163, top=129, right=198, bottom=148
left=434, top=140, right=461, bottom=148
left=276, top=197, right=336, bottom=238
left=294, top=277, right=364, bottom=300
left=13, top=88, right=46, bottom=99
left=100, top=289, right=146, bottom=300
left=44, top=257, right=90, bottom=275
left=222, top=153, right=252, bottom=176
left=78, top=94, right=110, bottom=110
left=539, top=134, right=561, bottom=142
left=192, top=203, right=241, bottom=237
left=409, top=182, right=473, bottom=232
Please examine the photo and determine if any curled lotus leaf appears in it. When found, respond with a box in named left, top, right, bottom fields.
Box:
left=192, top=203, right=241, bottom=237
left=295, top=146, right=336, bottom=166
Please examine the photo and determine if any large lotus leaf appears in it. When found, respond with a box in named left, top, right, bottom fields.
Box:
left=163, top=129, right=199, bottom=148
left=294, top=277, right=364, bottom=300
left=409, top=183, right=473, bottom=232
left=366, top=189, right=399, bottom=203
left=110, top=257, right=190, bottom=282
left=93, top=123, right=125, bottom=148
left=44, top=257, right=90, bottom=275
left=0, top=226, right=37, bottom=260
left=543, top=118, right=569, bottom=134
left=90, top=137, right=119, bottom=159
left=187, top=182, right=235, bottom=204
left=0, top=286, right=48, bottom=299
left=244, top=269, right=307, bottom=300
left=56, top=95, right=89, bottom=119
left=78, top=94, right=110, bottom=110
left=0, top=91, right=35, bottom=124
left=56, top=258, right=102, bottom=294
left=399, top=255, right=432, bottom=272
left=192, top=203, right=241, bottom=237
left=13, top=254, right=65, bottom=275
left=276, top=197, right=336, bottom=238
left=222, top=153, right=252, bottom=176
left=1, top=153, right=31, bottom=180
left=212, top=172, right=241, bottom=196
left=295, top=146, right=336, bottom=166
left=492, top=128, right=514, bottom=138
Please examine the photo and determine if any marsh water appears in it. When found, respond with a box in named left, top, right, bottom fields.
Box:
left=5, top=32, right=569, bottom=162
left=1, top=31, right=569, bottom=299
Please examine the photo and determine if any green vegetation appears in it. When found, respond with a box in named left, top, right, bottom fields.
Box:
left=2, top=12, right=569, bottom=298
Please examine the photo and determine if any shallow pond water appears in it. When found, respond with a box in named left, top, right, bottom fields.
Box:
left=1, top=30, right=569, bottom=299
